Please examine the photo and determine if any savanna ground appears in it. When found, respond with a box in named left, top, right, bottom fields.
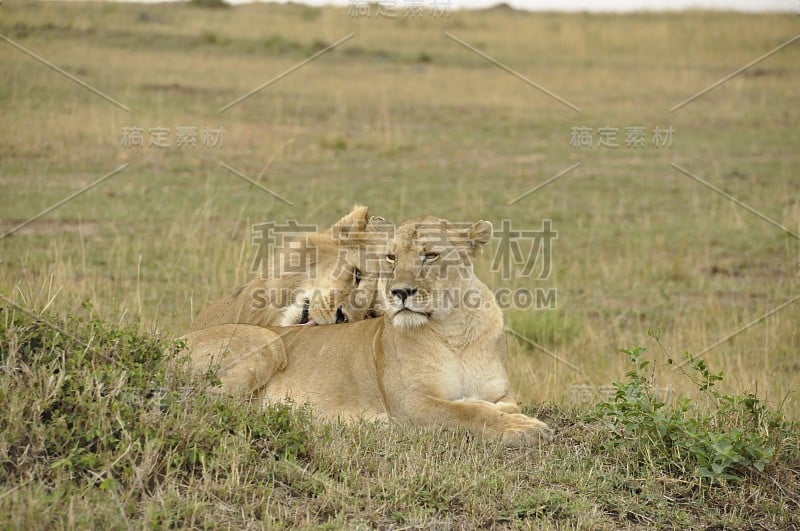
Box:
left=1, top=1, right=799, bottom=528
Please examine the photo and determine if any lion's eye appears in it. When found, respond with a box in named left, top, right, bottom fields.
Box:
left=385, top=254, right=396, bottom=264
left=424, top=252, right=439, bottom=262
left=353, top=268, right=362, bottom=286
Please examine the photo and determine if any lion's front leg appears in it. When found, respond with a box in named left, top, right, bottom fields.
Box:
left=411, top=396, right=554, bottom=447
left=183, top=324, right=287, bottom=397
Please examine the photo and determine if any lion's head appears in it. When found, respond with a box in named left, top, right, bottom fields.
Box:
left=380, top=215, right=493, bottom=330
left=189, top=205, right=392, bottom=332
left=271, top=205, right=392, bottom=327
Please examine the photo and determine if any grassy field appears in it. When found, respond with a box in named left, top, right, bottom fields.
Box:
left=1, top=1, right=799, bottom=527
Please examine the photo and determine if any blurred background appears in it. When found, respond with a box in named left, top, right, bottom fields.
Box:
left=115, top=0, right=798, bottom=11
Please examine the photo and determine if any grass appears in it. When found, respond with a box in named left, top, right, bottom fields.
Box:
left=1, top=307, right=798, bottom=528
left=0, top=1, right=799, bottom=526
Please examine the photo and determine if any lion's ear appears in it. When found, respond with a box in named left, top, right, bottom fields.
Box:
left=366, top=215, right=394, bottom=239
left=466, top=220, right=493, bottom=255
left=331, top=205, right=370, bottom=241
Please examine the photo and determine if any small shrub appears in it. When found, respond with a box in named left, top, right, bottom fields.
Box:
left=188, top=0, right=229, bottom=8
left=587, top=345, right=776, bottom=483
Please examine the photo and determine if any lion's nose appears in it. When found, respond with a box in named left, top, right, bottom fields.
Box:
left=391, top=287, right=417, bottom=303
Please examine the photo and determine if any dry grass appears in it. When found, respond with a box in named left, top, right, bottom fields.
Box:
left=0, top=3, right=799, bottom=525
left=1, top=308, right=798, bottom=528
left=2, top=1, right=797, bottom=417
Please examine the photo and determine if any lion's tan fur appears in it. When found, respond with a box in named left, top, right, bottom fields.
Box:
left=189, top=205, right=388, bottom=330
left=185, top=215, right=553, bottom=446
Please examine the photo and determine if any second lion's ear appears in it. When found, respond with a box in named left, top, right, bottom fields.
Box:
left=331, top=205, right=370, bottom=241
left=466, top=220, right=493, bottom=256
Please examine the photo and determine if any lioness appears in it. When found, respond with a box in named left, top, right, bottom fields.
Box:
left=189, top=205, right=389, bottom=331
left=187, top=215, right=553, bottom=446
left=185, top=206, right=390, bottom=395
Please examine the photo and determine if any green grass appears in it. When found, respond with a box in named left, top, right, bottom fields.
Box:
left=1, top=307, right=798, bottom=528
left=1, top=1, right=799, bottom=526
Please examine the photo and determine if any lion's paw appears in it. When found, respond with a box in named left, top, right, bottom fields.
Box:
left=499, top=414, right=554, bottom=447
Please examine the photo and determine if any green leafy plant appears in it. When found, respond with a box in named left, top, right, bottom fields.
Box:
left=587, top=345, right=775, bottom=483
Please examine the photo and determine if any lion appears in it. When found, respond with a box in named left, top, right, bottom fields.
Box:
left=185, top=215, right=553, bottom=447
left=184, top=205, right=390, bottom=396
left=189, top=205, right=390, bottom=331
